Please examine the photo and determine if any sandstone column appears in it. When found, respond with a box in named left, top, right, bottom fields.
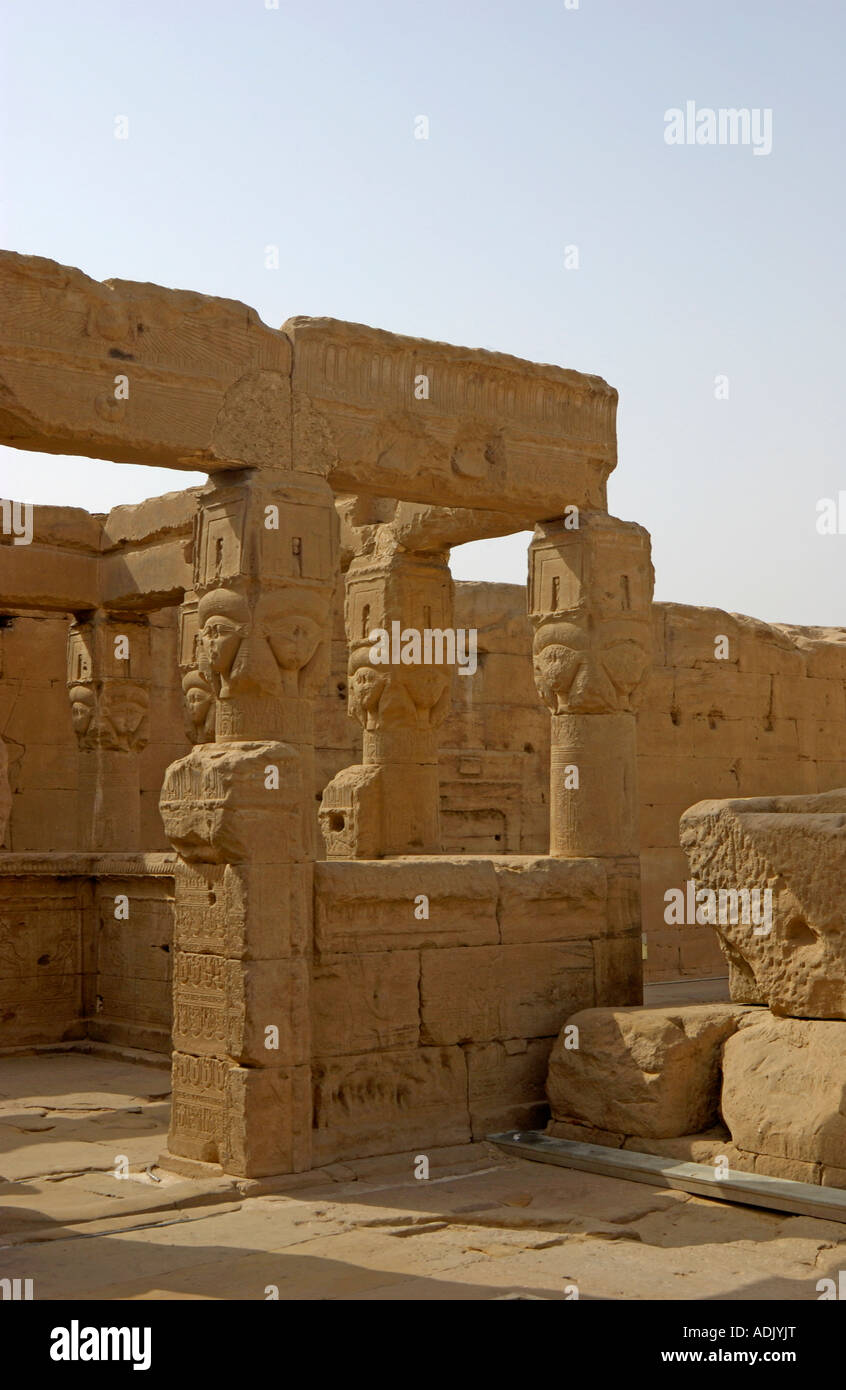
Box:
left=528, top=512, right=653, bottom=1003
left=319, top=545, right=453, bottom=857
left=67, top=613, right=151, bottom=850
left=159, top=468, right=335, bottom=1176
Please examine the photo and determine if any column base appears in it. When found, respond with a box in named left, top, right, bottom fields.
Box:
left=156, top=1149, right=226, bottom=1180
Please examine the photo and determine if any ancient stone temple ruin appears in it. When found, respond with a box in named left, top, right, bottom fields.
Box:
left=2, top=250, right=846, bottom=1188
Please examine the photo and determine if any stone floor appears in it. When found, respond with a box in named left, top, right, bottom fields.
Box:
left=645, top=976, right=731, bottom=1008
left=1, top=1047, right=843, bottom=1301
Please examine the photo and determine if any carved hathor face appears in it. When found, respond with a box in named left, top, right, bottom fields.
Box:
left=182, top=671, right=214, bottom=724
left=202, top=617, right=244, bottom=676
left=101, top=683, right=149, bottom=736
left=258, top=590, right=325, bottom=675
left=198, top=589, right=250, bottom=680
left=533, top=616, right=650, bottom=715
left=267, top=615, right=322, bottom=672
left=346, top=650, right=450, bottom=730
left=347, top=662, right=386, bottom=728
left=69, top=684, right=95, bottom=735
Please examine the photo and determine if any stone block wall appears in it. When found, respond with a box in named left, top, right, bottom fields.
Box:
left=4, top=569, right=846, bottom=1012
left=88, top=872, right=174, bottom=1053
left=0, top=612, right=79, bottom=852
left=311, top=856, right=635, bottom=1161
left=441, top=583, right=549, bottom=854
left=0, top=858, right=174, bottom=1055
left=4, top=500, right=846, bottom=1071
left=640, top=606, right=846, bottom=980
left=0, top=871, right=88, bottom=1046
left=1, top=607, right=183, bottom=856
left=315, top=585, right=846, bottom=982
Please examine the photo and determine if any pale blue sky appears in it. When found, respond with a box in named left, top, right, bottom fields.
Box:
left=2, top=0, right=844, bottom=623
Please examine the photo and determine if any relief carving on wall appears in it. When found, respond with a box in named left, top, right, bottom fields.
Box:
left=66, top=617, right=151, bottom=754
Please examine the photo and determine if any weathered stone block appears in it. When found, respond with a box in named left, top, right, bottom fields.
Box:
left=312, top=951, right=420, bottom=1055
left=172, top=953, right=309, bottom=1065
left=593, top=933, right=642, bottom=1005
left=160, top=741, right=305, bottom=863
left=169, top=1053, right=311, bottom=1175
left=663, top=606, right=742, bottom=671
left=172, top=860, right=310, bottom=959
left=466, top=1038, right=552, bottom=1138
left=672, top=667, right=770, bottom=721
left=314, top=858, right=499, bottom=954
left=223, top=1064, right=311, bottom=1176
left=736, top=758, right=816, bottom=797
left=317, top=763, right=383, bottom=859
left=493, top=856, right=606, bottom=943
left=681, top=790, right=846, bottom=1018
left=312, top=1047, right=470, bottom=1164
left=286, top=313, right=617, bottom=515
left=420, top=942, right=594, bottom=1044
left=0, top=251, right=293, bottom=472
left=721, top=1014, right=846, bottom=1169
left=772, top=674, right=845, bottom=722
left=546, top=1002, right=755, bottom=1139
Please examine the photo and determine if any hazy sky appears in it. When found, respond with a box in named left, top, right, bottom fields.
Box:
left=2, top=0, right=844, bottom=624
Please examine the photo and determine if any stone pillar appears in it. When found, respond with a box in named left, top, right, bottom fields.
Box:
left=159, top=468, right=335, bottom=1177
left=528, top=512, right=653, bottom=1004
left=67, top=613, right=150, bottom=850
left=319, top=546, right=453, bottom=858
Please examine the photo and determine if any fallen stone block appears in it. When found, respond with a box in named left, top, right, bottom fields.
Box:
left=721, top=1013, right=846, bottom=1171
left=680, top=790, right=846, bottom=1018
left=547, top=1001, right=757, bottom=1139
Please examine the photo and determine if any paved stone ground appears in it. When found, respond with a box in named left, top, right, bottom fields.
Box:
left=1, top=1049, right=843, bottom=1301
left=645, top=977, right=731, bottom=1007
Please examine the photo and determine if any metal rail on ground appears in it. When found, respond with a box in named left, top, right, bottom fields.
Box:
left=488, top=1130, right=846, bottom=1224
